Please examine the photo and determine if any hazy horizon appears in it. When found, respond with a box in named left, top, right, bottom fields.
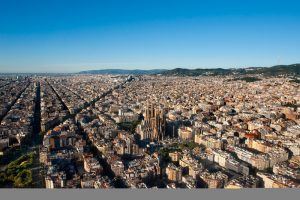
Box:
left=1, top=63, right=300, bottom=74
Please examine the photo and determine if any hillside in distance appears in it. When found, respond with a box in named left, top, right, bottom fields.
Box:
left=78, top=69, right=166, bottom=75
left=161, top=64, right=300, bottom=76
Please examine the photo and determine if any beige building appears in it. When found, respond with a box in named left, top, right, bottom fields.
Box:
left=199, top=171, right=228, bottom=188
left=178, top=126, right=194, bottom=141
left=166, top=163, right=182, bottom=182
left=169, top=151, right=182, bottom=162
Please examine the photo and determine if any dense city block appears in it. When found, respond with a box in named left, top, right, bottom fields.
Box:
left=0, top=74, right=299, bottom=188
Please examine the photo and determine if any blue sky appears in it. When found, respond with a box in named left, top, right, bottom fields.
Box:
left=0, top=0, right=299, bottom=73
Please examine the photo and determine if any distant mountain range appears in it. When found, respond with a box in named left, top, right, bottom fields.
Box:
left=161, top=64, right=300, bottom=76
left=78, top=64, right=300, bottom=76
left=78, top=69, right=166, bottom=75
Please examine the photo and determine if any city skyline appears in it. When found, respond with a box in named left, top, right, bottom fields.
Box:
left=1, top=0, right=300, bottom=73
